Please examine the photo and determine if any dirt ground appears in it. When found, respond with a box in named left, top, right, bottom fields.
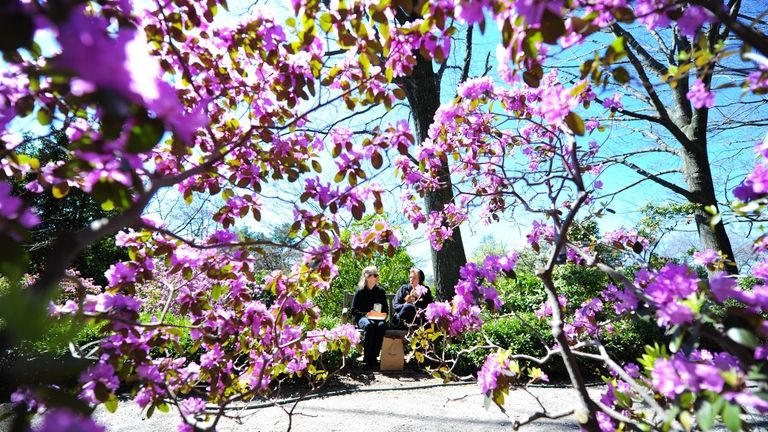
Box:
left=88, top=369, right=602, bottom=432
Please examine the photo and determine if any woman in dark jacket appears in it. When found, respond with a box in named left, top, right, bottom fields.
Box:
left=391, top=267, right=433, bottom=329
left=350, top=265, right=389, bottom=369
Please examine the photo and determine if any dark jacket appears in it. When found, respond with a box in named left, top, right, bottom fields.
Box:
left=392, top=283, right=434, bottom=317
left=350, top=285, right=389, bottom=324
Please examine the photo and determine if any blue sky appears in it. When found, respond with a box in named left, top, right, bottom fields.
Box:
left=12, top=0, right=766, bottom=280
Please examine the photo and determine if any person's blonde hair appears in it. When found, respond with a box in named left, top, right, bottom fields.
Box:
left=357, top=265, right=378, bottom=290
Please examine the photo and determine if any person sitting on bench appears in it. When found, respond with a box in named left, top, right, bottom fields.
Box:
left=391, top=267, right=434, bottom=330
left=350, top=265, right=389, bottom=369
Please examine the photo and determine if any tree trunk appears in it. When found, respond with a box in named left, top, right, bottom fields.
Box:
left=402, top=52, right=467, bottom=300
left=680, top=142, right=738, bottom=274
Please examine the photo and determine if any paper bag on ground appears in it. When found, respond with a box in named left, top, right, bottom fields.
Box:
left=380, top=336, right=404, bottom=371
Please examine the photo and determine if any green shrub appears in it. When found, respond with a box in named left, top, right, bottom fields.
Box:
left=497, top=273, right=545, bottom=313
left=12, top=316, right=102, bottom=358
left=314, top=218, right=415, bottom=317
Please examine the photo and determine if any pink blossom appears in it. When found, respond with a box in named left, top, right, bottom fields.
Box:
left=602, top=93, right=623, bottom=111
left=513, top=0, right=564, bottom=27
left=179, top=397, right=207, bottom=417
left=455, top=0, right=490, bottom=24
left=708, top=273, right=739, bottom=303
left=477, top=353, right=505, bottom=394
left=596, top=411, right=615, bottom=432
left=0, top=181, right=39, bottom=231
left=457, top=77, right=495, bottom=99
left=34, top=409, right=105, bottom=432
left=687, top=79, right=715, bottom=109
left=677, top=6, right=716, bottom=37
left=80, top=363, right=120, bottom=404
left=56, top=7, right=206, bottom=143
left=693, top=249, right=720, bottom=266
left=655, top=301, right=694, bottom=326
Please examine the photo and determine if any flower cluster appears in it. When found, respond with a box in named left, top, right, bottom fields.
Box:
left=602, top=228, right=650, bottom=253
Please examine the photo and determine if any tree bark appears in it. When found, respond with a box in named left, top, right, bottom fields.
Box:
left=680, top=140, right=739, bottom=274
left=614, top=21, right=740, bottom=273
left=401, top=52, right=467, bottom=300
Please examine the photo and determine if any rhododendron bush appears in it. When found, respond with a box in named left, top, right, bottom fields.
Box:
left=1, top=0, right=767, bottom=431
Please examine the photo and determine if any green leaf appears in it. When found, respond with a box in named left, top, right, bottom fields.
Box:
left=565, top=112, right=585, bottom=136
left=539, top=10, right=565, bottom=44
left=127, top=118, right=165, bottom=153
left=678, top=411, right=693, bottom=431
left=37, top=108, right=51, bottom=125
left=697, top=400, right=716, bottom=431
left=609, top=36, right=626, bottom=56
left=211, top=284, right=224, bottom=301
left=319, top=13, right=332, bottom=32
left=52, top=183, right=70, bottom=199
left=708, top=213, right=721, bottom=228
left=157, top=402, right=170, bottom=413
left=726, top=327, right=759, bottom=348
left=104, top=396, right=118, bottom=413
left=359, top=52, right=370, bottom=76
left=721, top=403, right=742, bottom=432
left=612, top=66, right=630, bottom=83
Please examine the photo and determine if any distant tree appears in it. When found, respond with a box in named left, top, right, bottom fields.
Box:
left=238, top=223, right=304, bottom=274
left=469, top=234, right=509, bottom=264
left=12, top=132, right=128, bottom=286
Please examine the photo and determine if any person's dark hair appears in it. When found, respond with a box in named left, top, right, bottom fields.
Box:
left=410, top=267, right=425, bottom=285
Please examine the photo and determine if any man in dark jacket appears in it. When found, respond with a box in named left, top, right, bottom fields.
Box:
left=391, top=268, right=433, bottom=330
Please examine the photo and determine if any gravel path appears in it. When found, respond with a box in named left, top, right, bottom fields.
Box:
left=89, top=371, right=602, bottom=432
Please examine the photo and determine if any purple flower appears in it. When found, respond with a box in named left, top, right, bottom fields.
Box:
left=80, top=363, right=120, bottom=404
left=179, top=397, right=207, bottom=417
left=0, top=181, right=39, bottom=231
left=687, top=79, right=715, bottom=109
left=10, top=387, right=44, bottom=411
left=137, top=363, right=163, bottom=383
left=693, top=249, right=720, bottom=266
left=539, top=84, right=574, bottom=124
left=602, top=92, right=623, bottom=111
left=514, top=0, right=564, bottom=27
left=425, top=302, right=452, bottom=322
left=56, top=6, right=207, bottom=143
left=656, top=301, right=694, bottom=327
left=134, top=387, right=153, bottom=408
left=457, top=77, right=495, bottom=99
left=34, top=409, right=105, bottom=432
left=624, top=363, right=640, bottom=378
left=596, top=411, right=615, bottom=432
left=693, top=364, right=724, bottom=392
left=753, top=260, right=768, bottom=280
left=651, top=358, right=685, bottom=398
left=477, top=354, right=504, bottom=394
left=636, top=0, right=673, bottom=29
left=724, top=391, right=768, bottom=413
left=756, top=344, right=768, bottom=361
left=733, top=178, right=762, bottom=202
left=200, top=344, right=224, bottom=369
left=455, top=0, right=490, bottom=24
left=677, top=6, right=716, bottom=37
left=104, top=262, right=138, bottom=287
left=645, top=263, right=699, bottom=304
left=708, top=273, right=738, bottom=302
